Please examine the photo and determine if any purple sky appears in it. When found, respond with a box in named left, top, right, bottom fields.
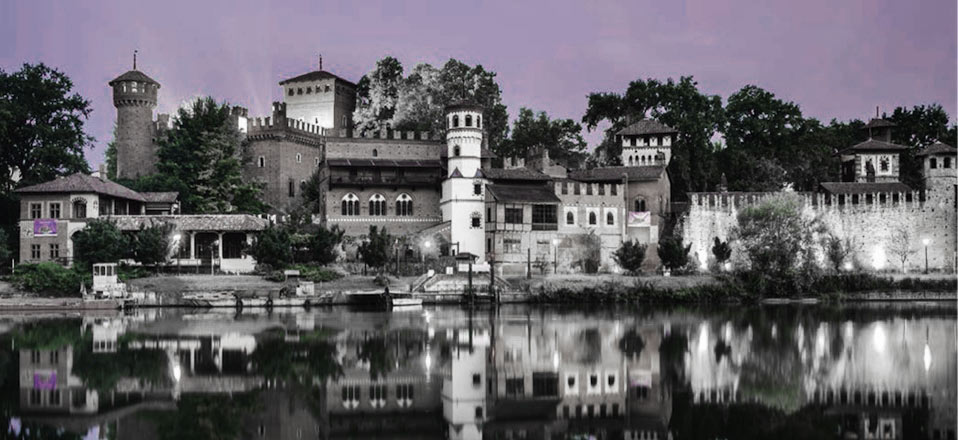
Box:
left=2, top=0, right=955, bottom=166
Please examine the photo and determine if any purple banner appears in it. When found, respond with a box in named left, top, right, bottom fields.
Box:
left=33, top=219, right=57, bottom=236
left=33, top=372, right=56, bottom=390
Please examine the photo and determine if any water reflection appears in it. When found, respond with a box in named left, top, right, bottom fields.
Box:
left=1, top=304, right=954, bottom=440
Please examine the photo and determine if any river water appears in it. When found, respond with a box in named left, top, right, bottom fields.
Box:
left=1, top=303, right=954, bottom=440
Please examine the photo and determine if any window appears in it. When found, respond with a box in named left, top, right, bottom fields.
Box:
left=288, top=88, right=294, bottom=96
left=372, top=149, right=378, bottom=157
left=453, top=145, right=461, bottom=157
left=341, top=385, right=360, bottom=408
left=297, top=88, right=303, bottom=95
left=634, top=198, right=647, bottom=212
left=326, top=85, right=331, bottom=92
left=341, top=194, right=360, bottom=216
left=506, top=378, right=525, bottom=396
left=930, top=158, right=937, bottom=169
left=49, top=244, right=59, bottom=260
left=258, top=156, right=265, bottom=167
left=71, top=199, right=88, bottom=218
left=472, top=373, right=482, bottom=386
left=474, top=183, right=482, bottom=195
left=452, top=115, right=459, bottom=128
left=369, top=385, right=387, bottom=407
left=369, top=194, right=387, bottom=216
left=396, top=384, right=414, bottom=404
left=879, top=158, right=889, bottom=172
left=31, top=244, right=40, bottom=260
left=30, top=203, right=42, bottom=219
left=465, top=115, right=472, bottom=127
left=396, top=194, right=413, bottom=216
left=306, top=87, right=312, bottom=94
left=588, top=212, right=597, bottom=225
left=607, top=212, right=615, bottom=225
left=566, top=211, right=575, bottom=225
left=49, top=390, right=61, bottom=406
left=946, top=157, right=952, bottom=168
left=532, top=205, right=557, bottom=230
left=505, top=208, right=523, bottom=224
left=598, top=184, right=605, bottom=195
left=573, top=183, right=580, bottom=195
left=477, top=115, right=482, bottom=128
left=342, top=115, right=347, bottom=128
left=532, top=372, right=559, bottom=397
left=611, top=185, right=617, bottom=196
left=296, top=153, right=302, bottom=163
left=471, top=213, right=481, bottom=228
left=504, top=238, right=521, bottom=253
left=561, top=182, right=568, bottom=195
left=586, top=184, right=593, bottom=195
left=49, top=203, right=60, bottom=219
left=288, top=179, right=295, bottom=197
left=475, top=406, right=483, bottom=419
left=31, top=350, right=41, bottom=364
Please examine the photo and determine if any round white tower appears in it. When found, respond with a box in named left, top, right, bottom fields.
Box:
left=441, top=103, right=486, bottom=262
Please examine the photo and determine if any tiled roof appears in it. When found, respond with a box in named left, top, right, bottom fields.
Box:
left=617, top=120, right=677, bottom=136
left=487, top=184, right=561, bottom=204
left=15, top=173, right=145, bottom=201
left=568, top=165, right=666, bottom=182
left=838, top=139, right=907, bottom=154
left=109, top=70, right=159, bottom=86
left=140, top=192, right=179, bottom=203
left=819, top=182, right=912, bottom=194
left=863, top=118, right=896, bottom=129
left=326, top=158, right=442, bottom=168
left=111, top=214, right=268, bottom=232
left=483, top=167, right=552, bottom=182
left=279, top=70, right=356, bottom=87
left=916, top=142, right=957, bottom=156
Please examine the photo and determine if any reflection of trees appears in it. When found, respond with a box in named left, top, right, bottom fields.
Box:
left=358, top=336, right=394, bottom=380
left=148, top=393, right=261, bottom=440
left=574, top=329, right=602, bottom=364
left=72, top=334, right=170, bottom=393
left=618, top=329, right=645, bottom=359
left=251, top=329, right=342, bottom=383
left=13, top=319, right=82, bottom=350
left=670, top=402, right=834, bottom=440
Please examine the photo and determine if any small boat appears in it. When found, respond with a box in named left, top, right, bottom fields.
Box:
left=390, top=294, right=422, bottom=308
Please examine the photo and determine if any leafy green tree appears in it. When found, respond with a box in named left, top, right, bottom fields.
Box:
left=132, top=222, right=174, bottom=268
left=353, top=56, right=404, bottom=133
left=249, top=225, right=292, bottom=269
left=0, top=63, right=93, bottom=192
left=499, top=107, right=588, bottom=165
left=613, top=240, right=647, bottom=275
left=711, top=237, right=732, bottom=265
left=310, top=224, right=345, bottom=265
left=658, top=235, right=691, bottom=272
left=71, top=220, right=128, bottom=270
left=138, top=97, right=265, bottom=214
left=886, top=104, right=958, bottom=189
left=358, top=225, right=392, bottom=273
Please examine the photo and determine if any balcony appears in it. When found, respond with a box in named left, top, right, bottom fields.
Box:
left=330, top=175, right=439, bottom=187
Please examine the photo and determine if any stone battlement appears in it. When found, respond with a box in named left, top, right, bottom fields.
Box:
left=324, top=127, right=442, bottom=142
left=688, top=190, right=925, bottom=212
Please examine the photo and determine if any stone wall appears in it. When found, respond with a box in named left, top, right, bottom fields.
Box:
left=243, top=137, right=323, bottom=213
left=681, top=191, right=957, bottom=273
left=325, top=186, right=442, bottom=237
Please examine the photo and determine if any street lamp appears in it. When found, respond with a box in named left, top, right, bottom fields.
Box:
left=552, top=238, right=560, bottom=274
left=922, top=238, right=930, bottom=274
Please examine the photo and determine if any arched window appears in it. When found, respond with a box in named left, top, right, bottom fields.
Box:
left=588, top=212, right=597, bottom=225
left=396, top=193, right=414, bottom=216
left=634, top=198, right=646, bottom=212
left=372, top=149, right=378, bottom=157
left=452, top=115, right=459, bottom=128
left=477, top=115, right=481, bottom=128
left=628, top=156, right=633, bottom=166
left=566, top=211, right=575, bottom=225
left=341, top=193, right=360, bottom=216
left=296, top=153, right=302, bottom=163
left=72, top=199, right=87, bottom=218
left=369, top=194, right=387, bottom=216
left=453, top=145, right=461, bottom=157
left=258, top=156, right=265, bottom=168
left=465, top=115, right=472, bottom=127
left=607, top=212, right=615, bottom=225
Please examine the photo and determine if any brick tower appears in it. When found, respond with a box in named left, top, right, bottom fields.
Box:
left=109, top=56, right=160, bottom=179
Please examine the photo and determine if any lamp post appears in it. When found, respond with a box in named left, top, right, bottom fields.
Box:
left=922, top=238, right=930, bottom=274
left=552, top=238, right=560, bottom=274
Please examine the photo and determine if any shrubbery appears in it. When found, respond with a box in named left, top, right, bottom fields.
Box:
left=658, top=235, right=691, bottom=272
left=9, top=263, right=86, bottom=296
left=71, top=219, right=128, bottom=270
left=613, top=240, right=647, bottom=275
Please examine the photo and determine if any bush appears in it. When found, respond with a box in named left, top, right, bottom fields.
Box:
left=132, top=222, right=175, bottom=267
left=373, top=274, right=390, bottom=287
left=358, top=226, right=392, bottom=273
left=250, top=226, right=293, bottom=269
left=711, top=237, right=732, bottom=265
left=289, top=264, right=343, bottom=282
left=310, top=225, right=345, bottom=265
left=71, top=220, right=129, bottom=270
left=613, top=240, right=647, bottom=275
left=658, top=235, right=691, bottom=272
left=11, top=263, right=85, bottom=296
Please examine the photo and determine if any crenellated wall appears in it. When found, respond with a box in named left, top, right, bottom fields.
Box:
left=681, top=190, right=957, bottom=273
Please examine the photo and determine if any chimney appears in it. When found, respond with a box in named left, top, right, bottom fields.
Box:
left=98, top=163, right=108, bottom=180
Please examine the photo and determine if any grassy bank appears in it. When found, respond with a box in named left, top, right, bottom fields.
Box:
left=529, top=273, right=957, bottom=304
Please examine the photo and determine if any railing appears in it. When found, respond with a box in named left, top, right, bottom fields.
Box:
left=331, top=175, right=439, bottom=186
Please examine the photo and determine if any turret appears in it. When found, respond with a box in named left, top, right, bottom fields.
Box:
left=616, top=119, right=677, bottom=167
left=109, top=54, right=160, bottom=179
left=440, top=103, right=486, bottom=261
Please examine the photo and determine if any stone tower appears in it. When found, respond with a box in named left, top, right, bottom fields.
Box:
left=110, top=64, right=159, bottom=179
left=440, top=103, right=487, bottom=262
left=616, top=119, right=677, bottom=167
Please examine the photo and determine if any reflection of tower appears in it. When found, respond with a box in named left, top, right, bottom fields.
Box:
left=441, top=104, right=487, bottom=261
left=109, top=53, right=160, bottom=179
left=443, top=326, right=489, bottom=440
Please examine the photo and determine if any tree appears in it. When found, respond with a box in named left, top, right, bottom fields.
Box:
left=886, top=104, right=958, bottom=189
left=823, top=234, right=854, bottom=273
left=0, top=228, right=10, bottom=270
left=249, top=225, right=292, bottom=269
left=137, top=97, right=265, bottom=214
left=71, top=220, right=128, bottom=270
left=613, top=240, right=647, bottom=275
left=888, top=225, right=914, bottom=272
left=658, top=235, right=691, bottom=272
left=353, top=56, right=404, bottom=133
left=310, top=224, right=345, bottom=266
left=358, top=225, right=392, bottom=273
left=105, top=124, right=118, bottom=180
left=732, top=193, right=822, bottom=291
left=0, top=63, right=93, bottom=192
left=499, top=108, right=588, bottom=165
left=132, top=222, right=175, bottom=268
left=300, top=169, right=322, bottom=213
left=711, top=237, right=732, bottom=265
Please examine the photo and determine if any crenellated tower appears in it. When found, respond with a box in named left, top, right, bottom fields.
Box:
left=110, top=56, right=160, bottom=179
left=440, top=103, right=486, bottom=261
